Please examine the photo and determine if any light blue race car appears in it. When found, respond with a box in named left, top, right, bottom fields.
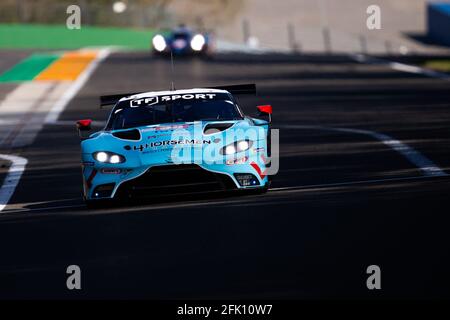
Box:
left=76, top=84, right=273, bottom=205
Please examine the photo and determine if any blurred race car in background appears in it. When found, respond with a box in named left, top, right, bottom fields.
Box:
left=151, top=25, right=212, bottom=56
left=76, top=84, right=273, bottom=206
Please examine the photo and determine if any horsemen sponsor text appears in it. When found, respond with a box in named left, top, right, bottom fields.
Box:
left=133, top=139, right=211, bottom=151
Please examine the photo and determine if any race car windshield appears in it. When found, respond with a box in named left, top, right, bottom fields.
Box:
left=108, top=93, right=243, bottom=130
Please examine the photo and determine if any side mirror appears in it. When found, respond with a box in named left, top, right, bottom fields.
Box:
left=256, top=105, right=272, bottom=123
left=76, top=119, right=92, bottom=138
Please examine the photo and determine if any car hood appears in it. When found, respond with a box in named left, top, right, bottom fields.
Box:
left=82, top=120, right=265, bottom=166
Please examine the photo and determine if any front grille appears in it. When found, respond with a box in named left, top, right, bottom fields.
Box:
left=116, top=164, right=236, bottom=198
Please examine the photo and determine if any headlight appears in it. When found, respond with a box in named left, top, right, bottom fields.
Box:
left=96, top=151, right=108, bottom=162
left=237, top=140, right=249, bottom=151
left=109, top=155, right=121, bottom=164
left=93, top=151, right=126, bottom=164
left=220, top=140, right=253, bottom=155
left=225, top=145, right=236, bottom=155
left=190, top=34, right=205, bottom=51
left=152, top=34, right=166, bottom=52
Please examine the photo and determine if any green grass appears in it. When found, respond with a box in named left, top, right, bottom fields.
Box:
left=0, top=24, right=155, bottom=49
left=423, top=60, right=450, bottom=72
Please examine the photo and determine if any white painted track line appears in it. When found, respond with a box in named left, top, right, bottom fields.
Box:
left=270, top=174, right=447, bottom=192
left=0, top=154, right=27, bottom=212
left=280, top=124, right=447, bottom=177
left=351, top=53, right=450, bottom=81
left=12, top=82, right=71, bottom=148
left=45, top=48, right=111, bottom=124
left=0, top=82, right=54, bottom=148
left=0, top=82, right=73, bottom=148
left=0, top=48, right=111, bottom=212
left=389, top=61, right=450, bottom=80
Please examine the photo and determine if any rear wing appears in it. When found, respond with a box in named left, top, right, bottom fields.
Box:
left=99, top=83, right=256, bottom=108
left=208, top=83, right=256, bottom=95
left=100, top=92, right=142, bottom=108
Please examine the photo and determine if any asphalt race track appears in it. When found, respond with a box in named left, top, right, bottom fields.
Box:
left=1, top=52, right=450, bottom=299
